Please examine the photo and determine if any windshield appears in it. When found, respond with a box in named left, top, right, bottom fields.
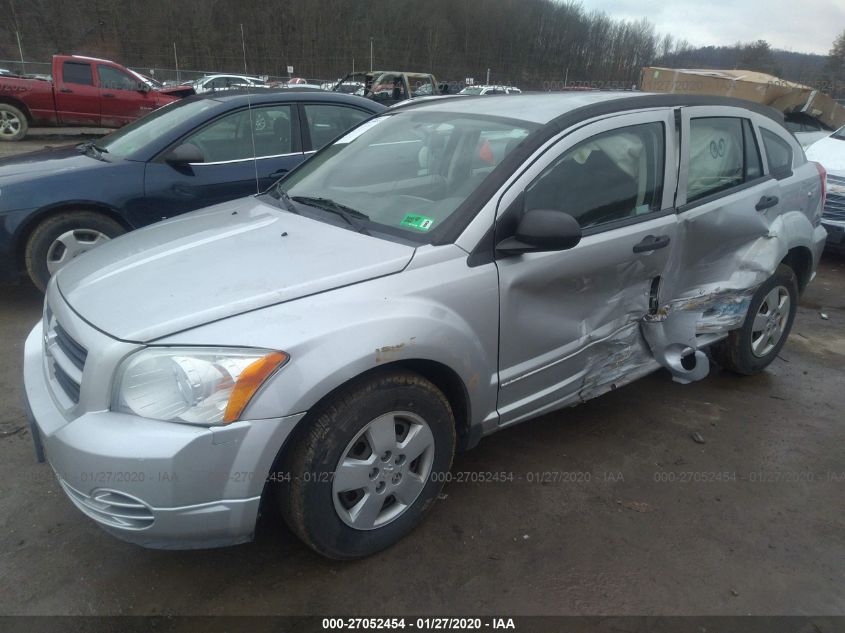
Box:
left=460, top=87, right=484, bottom=95
left=272, top=111, right=536, bottom=241
left=99, top=98, right=217, bottom=158
left=832, top=126, right=845, bottom=141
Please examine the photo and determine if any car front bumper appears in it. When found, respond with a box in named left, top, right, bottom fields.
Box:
left=822, top=218, right=845, bottom=250
left=23, top=323, right=305, bottom=549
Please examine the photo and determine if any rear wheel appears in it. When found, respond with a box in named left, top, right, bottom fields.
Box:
left=0, top=103, right=28, bottom=142
left=711, top=264, right=798, bottom=375
left=279, top=370, right=455, bottom=559
left=24, top=211, right=126, bottom=291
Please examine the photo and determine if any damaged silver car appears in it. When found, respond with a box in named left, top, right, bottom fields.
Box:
left=24, top=92, right=828, bottom=559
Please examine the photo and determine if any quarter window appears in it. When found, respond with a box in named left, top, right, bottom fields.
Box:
left=62, top=62, right=93, bottom=86
left=524, top=122, right=665, bottom=229
left=303, top=104, right=370, bottom=150
left=761, top=128, right=793, bottom=179
left=183, top=105, right=293, bottom=163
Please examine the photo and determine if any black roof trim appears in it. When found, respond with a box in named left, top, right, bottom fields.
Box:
left=551, top=93, right=786, bottom=129
left=202, top=88, right=384, bottom=109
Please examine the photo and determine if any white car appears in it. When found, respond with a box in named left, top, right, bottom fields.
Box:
left=192, top=74, right=266, bottom=94
left=806, top=126, right=845, bottom=250
left=459, top=85, right=521, bottom=96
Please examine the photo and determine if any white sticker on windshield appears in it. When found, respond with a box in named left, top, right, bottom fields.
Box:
left=335, top=117, right=386, bottom=144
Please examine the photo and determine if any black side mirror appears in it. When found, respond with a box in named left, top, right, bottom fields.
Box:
left=496, top=209, right=582, bottom=255
left=138, top=82, right=151, bottom=94
left=439, top=82, right=449, bottom=95
left=164, top=142, right=204, bottom=166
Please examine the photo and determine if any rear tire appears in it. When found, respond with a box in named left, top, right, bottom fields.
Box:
left=0, top=103, right=28, bottom=142
left=24, top=211, right=126, bottom=292
left=711, top=264, right=798, bottom=375
left=279, top=370, right=455, bottom=559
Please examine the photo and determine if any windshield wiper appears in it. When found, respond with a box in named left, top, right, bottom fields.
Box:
left=291, top=196, right=371, bottom=235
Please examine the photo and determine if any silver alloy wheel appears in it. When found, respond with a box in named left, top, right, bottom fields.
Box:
left=750, top=285, right=790, bottom=358
left=0, top=110, right=21, bottom=137
left=332, top=411, right=435, bottom=530
left=46, top=229, right=112, bottom=275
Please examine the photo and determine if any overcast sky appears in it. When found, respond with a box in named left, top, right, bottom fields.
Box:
left=579, top=0, right=843, bottom=55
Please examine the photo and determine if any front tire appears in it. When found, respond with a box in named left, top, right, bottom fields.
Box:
left=711, top=264, right=798, bottom=375
left=24, top=211, right=126, bottom=291
left=280, top=370, right=456, bottom=559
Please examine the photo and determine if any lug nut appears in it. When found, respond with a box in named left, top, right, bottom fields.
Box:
left=381, top=451, right=392, bottom=462
left=375, top=481, right=386, bottom=493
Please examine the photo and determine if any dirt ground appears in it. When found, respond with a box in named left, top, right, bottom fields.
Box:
left=0, top=127, right=108, bottom=159
left=0, top=134, right=843, bottom=615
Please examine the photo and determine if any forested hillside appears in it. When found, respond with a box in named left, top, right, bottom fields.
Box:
left=1, top=0, right=842, bottom=94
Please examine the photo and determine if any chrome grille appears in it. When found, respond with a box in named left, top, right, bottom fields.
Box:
left=823, top=193, right=845, bottom=222
left=826, top=175, right=845, bottom=222
left=54, top=323, right=87, bottom=370
left=53, top=363, right=81, bottom=403
left=44, top=308, right=86, bottom=405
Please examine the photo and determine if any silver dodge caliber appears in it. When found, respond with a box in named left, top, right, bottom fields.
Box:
left=24, top=93, right=828, bottom=558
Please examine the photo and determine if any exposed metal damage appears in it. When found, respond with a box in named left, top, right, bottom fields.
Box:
left=641, top=286, right=757, bottom=384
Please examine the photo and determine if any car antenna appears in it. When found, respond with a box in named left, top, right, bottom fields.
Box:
left=241, top=23, right=260, bottom=195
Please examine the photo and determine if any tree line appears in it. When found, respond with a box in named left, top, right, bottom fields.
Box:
left=1, top=0, right=843, bottom=96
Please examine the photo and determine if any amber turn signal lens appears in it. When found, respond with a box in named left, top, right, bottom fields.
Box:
left=223, top=351, right=289, bottom=423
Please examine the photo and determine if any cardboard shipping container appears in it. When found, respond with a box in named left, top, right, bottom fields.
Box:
left=641, top=67, right=845, bottom=130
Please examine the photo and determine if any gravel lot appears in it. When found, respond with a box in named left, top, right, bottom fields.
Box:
left=0, top=128, right=108, bottom=159
left=0, top=134, right=843, bottom=616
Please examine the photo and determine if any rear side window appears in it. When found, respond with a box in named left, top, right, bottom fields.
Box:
left=525, top=121, right=665, bottom=230
left=63, top=62, right=93, bottom=86
left=687, top=117, right=764, bottom=202
left=761, top=128, right=793, bottom=179
left=303, top=104, right=369, bottom=150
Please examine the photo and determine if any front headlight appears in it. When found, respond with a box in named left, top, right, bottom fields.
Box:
left=113, top=347, right=288, bottom=425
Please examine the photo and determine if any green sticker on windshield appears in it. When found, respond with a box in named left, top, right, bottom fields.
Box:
left=400, top=214, right=435, bottom=231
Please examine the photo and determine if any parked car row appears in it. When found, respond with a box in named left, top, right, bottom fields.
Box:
left=190, top=74, right=268, bottom=94
left=19, top=90, right=827, bottom=560
left=459, top=84, right=522, bottom=95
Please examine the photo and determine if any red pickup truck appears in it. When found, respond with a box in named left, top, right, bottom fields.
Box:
left=0, top=55, right=193, bottom=141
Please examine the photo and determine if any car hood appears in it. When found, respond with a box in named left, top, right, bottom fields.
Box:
left=158, top=85, right=195, bottom=98
left=56, top=197, right=415, bottom=342
left=806, top=136, right=845, bottom=174
left=0, top=146, right=100, bottom=183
